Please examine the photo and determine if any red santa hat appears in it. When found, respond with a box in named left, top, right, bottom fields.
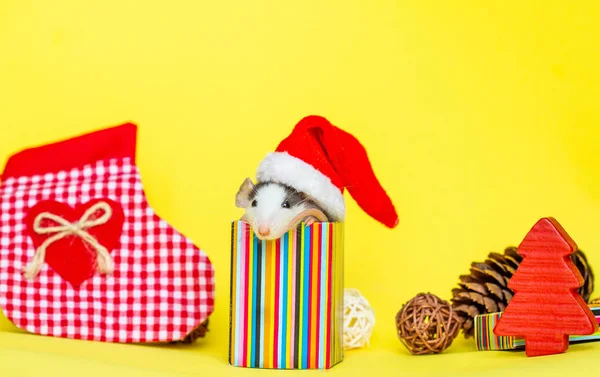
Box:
left=255, top=115, right=399, bottom=228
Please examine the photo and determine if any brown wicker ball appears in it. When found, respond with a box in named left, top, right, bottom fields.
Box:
left=170, top=318, right=210, bottom=344
left=395, top=293, right=460, bottom=355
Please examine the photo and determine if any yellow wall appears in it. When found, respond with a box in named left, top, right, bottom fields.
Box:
left=1, top=0, right=599, bottom=361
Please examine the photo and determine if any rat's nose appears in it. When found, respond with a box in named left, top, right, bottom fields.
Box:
left=258, top=225, right=271, bottom=237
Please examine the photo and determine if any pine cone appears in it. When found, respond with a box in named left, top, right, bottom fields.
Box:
left=451, top=246, right=594, bottom=338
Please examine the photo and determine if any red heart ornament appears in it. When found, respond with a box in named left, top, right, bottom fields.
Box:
left=25, top=198, right=124, bottom=288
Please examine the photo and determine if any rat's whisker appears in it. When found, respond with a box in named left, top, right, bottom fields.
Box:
left=294, top=199, right=308, bottom=207
left=296, top=197, right=315, bottom=207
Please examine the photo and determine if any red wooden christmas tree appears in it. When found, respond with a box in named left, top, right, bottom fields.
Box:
left=493, top=217, right=598, bottom=357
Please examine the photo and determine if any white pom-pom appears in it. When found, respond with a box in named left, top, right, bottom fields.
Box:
left=343, top=288, right=375, bottom=350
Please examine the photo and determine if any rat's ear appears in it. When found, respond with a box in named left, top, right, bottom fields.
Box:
left=235, top=177, right=255, bottom=208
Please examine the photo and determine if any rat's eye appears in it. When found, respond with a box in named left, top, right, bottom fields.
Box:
left=282, top=200, right=290, bottom=209
left=251, top=200, right=257, bottom=207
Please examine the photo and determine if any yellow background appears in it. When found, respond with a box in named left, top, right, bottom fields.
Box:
left=1, top=0, right=600, bottom=376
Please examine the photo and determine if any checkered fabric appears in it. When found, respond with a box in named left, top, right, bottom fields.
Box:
left=0, top=156, right=215, bottom=343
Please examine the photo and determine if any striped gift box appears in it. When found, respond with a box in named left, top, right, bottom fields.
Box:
left=228, top=220, right=344, bottom=369
left=475, top=306, right=600, bottom=351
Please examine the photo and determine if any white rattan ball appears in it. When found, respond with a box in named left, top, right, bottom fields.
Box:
left=343, top=288, right=375, bottom=349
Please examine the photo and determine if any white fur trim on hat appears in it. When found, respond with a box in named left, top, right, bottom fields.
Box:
left=256, top=151, right=346, bottom=221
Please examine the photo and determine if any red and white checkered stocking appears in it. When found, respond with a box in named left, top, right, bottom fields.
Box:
left=0, top=123, right=215, bottom=343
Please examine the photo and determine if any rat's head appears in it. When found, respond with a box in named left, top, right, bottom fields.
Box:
left=236, top=177, right=311, bottom=240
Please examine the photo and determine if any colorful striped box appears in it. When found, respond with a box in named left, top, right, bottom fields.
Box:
left=475, top=305, right=600, bottom=351
left=228, top=221, right=344, bottom=369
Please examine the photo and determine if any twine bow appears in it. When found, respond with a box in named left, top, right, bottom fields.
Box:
left=23, top=201, right=115, bottom=280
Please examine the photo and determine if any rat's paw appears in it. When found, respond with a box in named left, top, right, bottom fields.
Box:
left=304, top=217, right=316, bottom=226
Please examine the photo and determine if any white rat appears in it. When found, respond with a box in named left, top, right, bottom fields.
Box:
left=235, top=177, right=330, bottom=241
